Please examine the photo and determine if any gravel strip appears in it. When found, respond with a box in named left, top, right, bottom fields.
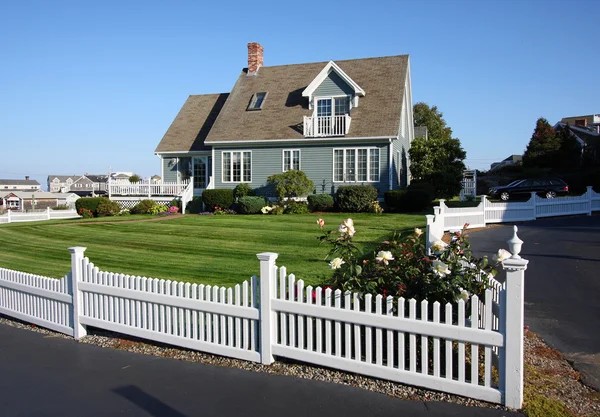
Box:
left=2, top=313, right=598, bottom=415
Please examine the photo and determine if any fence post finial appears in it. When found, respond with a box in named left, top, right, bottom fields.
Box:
left=501, top=232, right=528, bottom=409
left=68, top=246, right=88, bottom=339
left=507, top=225, right=523, bottom=259
left=256, top=252, right=278, bottom=365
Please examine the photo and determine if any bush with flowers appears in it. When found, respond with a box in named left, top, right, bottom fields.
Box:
left=318, top=218, right=509, bottom=306
left=213, top=205, right=236, bottom=215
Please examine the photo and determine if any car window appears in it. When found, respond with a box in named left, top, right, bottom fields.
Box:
left=519, top=180, right=532, bottom=187
left=506, top=180, right=523, bottom=187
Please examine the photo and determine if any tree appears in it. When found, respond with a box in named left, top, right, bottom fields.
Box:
left=409, top=103, right=466, bottom=199
left=129, top=174, right=141, bottom=183
left=522, top=118, right=561, bottom=169
left=556, top=124, right=582, bottom=172
left=267, top=170, right=314, bottom=201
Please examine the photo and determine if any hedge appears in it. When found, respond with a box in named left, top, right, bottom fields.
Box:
left=75, top=197, right=107, bottom=217
left=384, top=184, right=434, bottom=213
left=131, top=199, right=156, bottom=215
left=335, top=185, right=378, bottom=212
left=237, top=196, right=266, bottom=214
left=202, top=189, right=234, bottom=212
left=307, top=194, right=334, bottom=212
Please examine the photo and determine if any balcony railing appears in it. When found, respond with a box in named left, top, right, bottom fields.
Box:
left=303, top=114, right=351, bottom=137
left=108, top=179, right=191, bottom=197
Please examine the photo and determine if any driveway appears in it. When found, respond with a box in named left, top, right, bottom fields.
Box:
left=0, top=323, right=522, bottom=417
left=469, top=216, right=600, bottom=391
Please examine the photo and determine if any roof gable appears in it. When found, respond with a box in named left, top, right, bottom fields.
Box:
left=302, top=61, right=365, bottom=99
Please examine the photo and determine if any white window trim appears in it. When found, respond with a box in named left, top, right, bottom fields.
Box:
left=313, top=95, right=352, bottom=116
left=221, top=150, right=252, bottom=184
left=332, top=147, right=380, bottom=183
left=282, top=149, right=301, bottom=172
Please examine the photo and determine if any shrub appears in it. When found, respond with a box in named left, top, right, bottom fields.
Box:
left=96, top=199, right=121, bottom=217
left=129, top=174, right=141, bottom=183
left=307, top=194, right=334, bottom=212
left=75, top=197, right=107, bottom=217
left=78, top=208, right=94, bottom=219
left=202, top=189, right=234, bottom=212
left=284, top=200, right=309, bottom=214
left=170, top=198, right=181, bottom=209
left=52, top=204, right=69, bottom=210
left=384, top=187, right=433, bottom=213
left=238, top=196, right=266, bottom=214
left=408, top=180, right=435, bottom=201
left=119, top=209, right=131, bottom=216
left=213, top=206, right=236, bottom=215
left=335, top=185, right=378, bottom=212
left=131, top=199, right=156, bottom=214
left=168, top=206, right=180, bottom=214
left=234, top=183, right=255, bottom=200
left=148, top=204, right=168, bottom=215
left=267, top=170, right=314, bottom=201
left=185, top=197, right=203, bottom=214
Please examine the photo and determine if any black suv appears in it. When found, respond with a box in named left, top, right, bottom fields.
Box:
left=488, top=178, right=569, bottom=201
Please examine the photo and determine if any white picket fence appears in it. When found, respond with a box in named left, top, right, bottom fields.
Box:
left=0, top=234, right=529, bottom=408
left=426, top=186, right=600, bottom=249
left=0, top=207, right=81, bottom=224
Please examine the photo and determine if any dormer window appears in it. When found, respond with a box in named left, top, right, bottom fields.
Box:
left=247, top=92, right=267, bottom=111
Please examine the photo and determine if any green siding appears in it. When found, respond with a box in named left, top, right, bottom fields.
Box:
left=314, top=71, right=354, bottom=97
left=213, top=143, right=390, bottom=198
left=163, top=158, right=178, bottom=182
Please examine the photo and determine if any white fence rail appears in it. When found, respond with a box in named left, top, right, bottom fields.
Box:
left=427, top=187, right=600, bottom=249
left=0, top=207, right=80, bottom=224
left=0, top=235, right=528, bottom=408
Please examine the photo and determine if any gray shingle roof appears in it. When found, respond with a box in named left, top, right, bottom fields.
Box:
left=0, top=179, right=40, bottom=186
left=155, top=93, right=229, bottom=153
left=155, top=55, right=409, bottom=152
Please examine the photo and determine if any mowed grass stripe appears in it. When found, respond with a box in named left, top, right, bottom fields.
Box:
left=0, top=213, right=424, bottom=286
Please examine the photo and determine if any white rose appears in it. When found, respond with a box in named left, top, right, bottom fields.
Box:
left=375, top=250, right=394, bottom=266
left=329, top=257, right=345, bottom=270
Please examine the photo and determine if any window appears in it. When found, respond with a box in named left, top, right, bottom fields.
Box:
left=222, top=151, right=252, bottom=183
left=247, top=92, right=267, bottom=111
left=283, top=150, right=300, bottom=171
left=333, top=148, right=379, bottom=182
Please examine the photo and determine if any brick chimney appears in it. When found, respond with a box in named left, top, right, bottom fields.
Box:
left=25, top=176, right=29, bottom=180
left=247, top=42, right=264, bottom=75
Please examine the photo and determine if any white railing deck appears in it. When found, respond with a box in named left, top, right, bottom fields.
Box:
left=0, top=208, right=80, bottom=224
left=108, top=179, right=191, bottom=197
left=303, top=114, right=351, bottom=137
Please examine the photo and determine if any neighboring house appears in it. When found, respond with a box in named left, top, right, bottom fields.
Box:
left=150, top=175, right=162, bottom=183
left=48, top=174, right=109, bottom=196
left=85, top=175, right=109, bottom=195
left=0, top=177, right=41, bottom=192
left=554, top=115, right=600, bottom=161
left=490, top=155, right=523, bottom=171
left=154, top=42, right=414, bottom=198
left=0, top=191, right=79, bottom=211
left=111, top=173, right=132, bottom=184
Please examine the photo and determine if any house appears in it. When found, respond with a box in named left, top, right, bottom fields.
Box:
left=150, top=175, right=162, bottom=183
left=490, top=155, right=523, bottom=171
left=48, top=174, right=109, bottom=196
left=0, top=177, right=41, bottom=192
left=154, top=42, right=414, bottom=198
left=554, top=115, right=600, bottom=161
left=0, top=191, right=79, bottom=211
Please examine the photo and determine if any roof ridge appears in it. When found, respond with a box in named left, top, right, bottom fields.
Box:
left=252, top=54, right=409, bottom=71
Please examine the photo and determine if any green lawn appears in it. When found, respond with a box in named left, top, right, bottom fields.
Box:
left=0, top=213, right=424, bottom=287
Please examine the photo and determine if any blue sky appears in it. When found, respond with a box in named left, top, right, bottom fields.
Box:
left=1, top=0, right=597, bottom=189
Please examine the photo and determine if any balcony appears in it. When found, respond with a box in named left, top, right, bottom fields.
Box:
left=303, top=114, right=351, bottom=137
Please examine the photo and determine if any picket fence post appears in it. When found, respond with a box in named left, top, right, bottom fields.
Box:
left=68, top=246, right=88, bottom=339
left=7, top=209, right=11, bottom=223
left=587, top=186, right=593, bottom=216
left=257, top=252, right=278, bottom=365
left=500, top=226, right=528, bottom=409
left=530, top=192, right=537, bottom=220
left=480, top=195, right=488, bottom=226
left=46, top=206, right=51, bottom=220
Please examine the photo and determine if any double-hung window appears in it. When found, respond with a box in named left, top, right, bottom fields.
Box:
left=283, top=150, right=300, bottom=171
left=333, top=148, right=379, bottom=182
left=222, top=151, right=252, bottom=183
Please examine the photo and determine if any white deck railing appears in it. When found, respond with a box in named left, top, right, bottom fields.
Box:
left=108, top=179, right=190, bottom=197
left=303, top=114, right=351, bottom=137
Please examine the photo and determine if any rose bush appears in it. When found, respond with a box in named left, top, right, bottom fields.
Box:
left=318, top=219, right=506, bottom=306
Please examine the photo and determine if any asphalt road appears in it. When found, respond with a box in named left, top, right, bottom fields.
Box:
left=469, top=216, right=600, bottom=391
left=0, top=324, right=522, bottom=417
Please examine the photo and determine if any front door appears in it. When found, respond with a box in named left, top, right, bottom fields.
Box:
left=193, top=157, right=208, bottom=195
